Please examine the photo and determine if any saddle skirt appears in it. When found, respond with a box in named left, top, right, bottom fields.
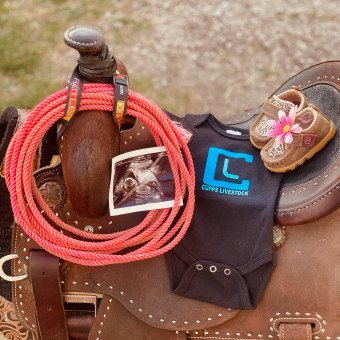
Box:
left=3, top=61, right=340, bottom=339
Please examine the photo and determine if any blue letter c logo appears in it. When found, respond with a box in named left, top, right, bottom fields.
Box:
left=203, top=147, right=253, bottom=190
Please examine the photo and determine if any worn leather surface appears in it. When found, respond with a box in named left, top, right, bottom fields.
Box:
left=11, top=206, right=340, bottom=339
left=5, top=61, right=340, bottom=339
left=64, top=26, right=105, bottom=55
left=30, top=250, right=68, bottom=340
left=0, top=295, right=31, bottom=340
left=279, top=323, right=312, bottom=340
left=59, top=110, right=119, bottom=218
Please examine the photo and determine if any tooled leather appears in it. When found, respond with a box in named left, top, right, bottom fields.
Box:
left=0, top=295, right=31, bottom=340
left=13, top=207, right=340, bottom=339
left=9, top=61, right=340, bottom=339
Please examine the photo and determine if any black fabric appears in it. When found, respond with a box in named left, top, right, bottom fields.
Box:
left=165, top=112, right=283, bottom=310
left=0, top=106, right=18, bottom=168
left=0, top=107, right=18, bottom=301
left=41, top=122, right=59, bottom=168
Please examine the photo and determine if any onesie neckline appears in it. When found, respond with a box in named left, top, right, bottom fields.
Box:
left=207, top=114, right=250, bottom=140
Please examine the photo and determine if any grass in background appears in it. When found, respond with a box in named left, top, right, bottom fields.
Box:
left=0, top=0, right=188, bottom=114
left=0, top=0, right=113, bottom=112
left=0, top=1, right=65, bottom=112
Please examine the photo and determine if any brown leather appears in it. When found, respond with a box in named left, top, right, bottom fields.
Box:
left=88, top=296, right=188, bottom=340
left=13, top=222, right=237, bottom=334
left=228, top=61, right=340, bottom=225
left=0, top=295, right=31, bottom=339
left=12, top=206, right=340, bottom=339
left=66, top=314, right=94, bottom=340
left=59, top=110, right=119, bottom=218
left=64, top=26, right=105, bottom=55
left=30, top=250, right=68, bottom=340
left=7, top=61, right=340, bottom=339
left=279, top=323, right=312, bottom=340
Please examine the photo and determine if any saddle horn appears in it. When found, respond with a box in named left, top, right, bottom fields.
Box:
left=64, top=26, right=124, bottom=83
left=60, top=26, right=125, bottom=218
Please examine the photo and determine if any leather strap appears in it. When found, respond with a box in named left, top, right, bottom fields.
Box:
left=30, top=250, right=69, bottom=340
left=279, top=323, right=312, bottom=340
left=67, top=314, right=94, bottom=340
left=262, top=100, right=288, bottom=119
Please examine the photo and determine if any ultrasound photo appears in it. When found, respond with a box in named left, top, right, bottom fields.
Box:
left=109, top=146, right=180, bottom=216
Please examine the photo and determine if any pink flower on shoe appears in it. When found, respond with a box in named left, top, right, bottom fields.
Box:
left=266, top=105, right=302, bottom=145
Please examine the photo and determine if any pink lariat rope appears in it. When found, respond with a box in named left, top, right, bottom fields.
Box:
left=4, top=84, right=195, bottom=266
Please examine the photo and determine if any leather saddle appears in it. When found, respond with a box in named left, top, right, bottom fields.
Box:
left=1, top=59, right=340, bottom=340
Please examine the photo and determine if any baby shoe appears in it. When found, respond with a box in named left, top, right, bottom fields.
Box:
left=250, top=86, right=308, bottom=149
left=260, top=104, right=336, bottom=173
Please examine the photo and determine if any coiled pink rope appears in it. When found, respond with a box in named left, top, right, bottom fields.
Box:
left=5, top=84, right=195, bottom=266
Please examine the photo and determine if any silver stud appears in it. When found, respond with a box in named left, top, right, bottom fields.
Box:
left=84, top=226, right=94, bottom=233
left=196, top=264, right=203, bottom=270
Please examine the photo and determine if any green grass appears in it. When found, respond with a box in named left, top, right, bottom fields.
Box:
left=0, top=0, right=181, bottom=115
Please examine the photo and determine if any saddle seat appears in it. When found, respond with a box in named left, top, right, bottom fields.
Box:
left=5, top=61, right=340, bottom=339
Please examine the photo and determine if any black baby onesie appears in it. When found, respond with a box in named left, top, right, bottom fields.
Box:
left=165, top=112, right=283, bottom=310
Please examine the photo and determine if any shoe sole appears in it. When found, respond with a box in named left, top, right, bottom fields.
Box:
left=263, top=122, right=337, bottom=173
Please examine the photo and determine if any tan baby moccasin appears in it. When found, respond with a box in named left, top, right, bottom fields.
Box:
left=250, top=86, right=308, bottom=149
left=260, top=104, right=336, bottom=173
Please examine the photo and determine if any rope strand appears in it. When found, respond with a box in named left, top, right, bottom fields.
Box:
left=5, top=85, right=195, bottom=266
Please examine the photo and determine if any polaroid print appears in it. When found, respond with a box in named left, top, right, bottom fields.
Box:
left=109, top=146, right=181, bottom=216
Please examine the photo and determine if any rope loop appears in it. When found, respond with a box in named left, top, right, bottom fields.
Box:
left=5, top=85, right=195, bottom=266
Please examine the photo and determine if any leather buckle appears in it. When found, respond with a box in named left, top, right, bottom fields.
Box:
left=63, top=292, right=103, bottom=318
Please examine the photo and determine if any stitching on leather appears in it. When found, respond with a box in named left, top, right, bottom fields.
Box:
left=35, top=167, right=61, bottom=182
left=95, top=297, right=112, bottom=340
left=276, top=183, right=340, bottom=216
left=307, top=324, right=309, bottom=340
left=302, top=79, right=340, bottom=93
left=62, top=281, right=225, bottom=327
left=280, top=158, right=340, bottom=193
left=66, top=28, right=98, bottom=46
left=188, top=337, right=270, bottom=340
left=13, top=225, right=35, bottom=332
left=282, top=324, right=284, bottom=340
left=272, top=317, right=323, bottom=334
